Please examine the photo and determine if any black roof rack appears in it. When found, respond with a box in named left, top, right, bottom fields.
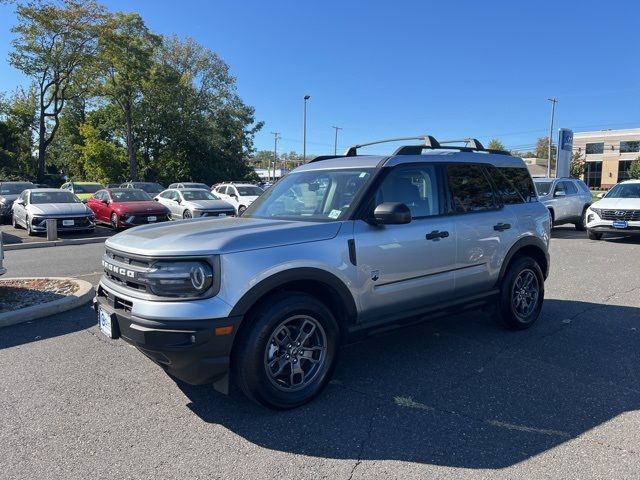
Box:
left=309, top=135, right=510, bottom=163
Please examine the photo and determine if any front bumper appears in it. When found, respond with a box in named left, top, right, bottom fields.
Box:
left=118, top=214, right=170, bottom=228
left=586, top=211, right=640, bottom=236
left=94, top=284, right=242, bottom=386
left=30, top=216, right=95, bottom=232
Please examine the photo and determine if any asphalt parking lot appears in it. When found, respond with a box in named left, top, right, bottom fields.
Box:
left=0, top=222, right=114, bottom=245
left=1, top=228, right=639, bottom=479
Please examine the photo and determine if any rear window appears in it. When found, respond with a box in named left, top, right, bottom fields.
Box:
left=0, top=183, right=33, bottom=195
left=492, top=167, right=537, bottom=204
left=31, top=191, right=79, bottom=204
left=73, top=184, right=102, bottom=194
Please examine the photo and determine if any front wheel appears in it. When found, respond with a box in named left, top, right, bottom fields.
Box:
left=232, top=292, right=339, bottom=409
left=587, top=229, right=602, bottom=240
left=26, top=216, right=35, bottom=236
left=110, top=213, right=119, bottom=230
left=183, top=209, right=192, bottom=219
left=12, top=215, right=20, bottom=229
left=496, top=256, right=545, bottom=330
left=238, top=205, right=247, bottom=216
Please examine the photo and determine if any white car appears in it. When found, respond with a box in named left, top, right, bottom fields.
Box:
left=212, top=183, right=264, bottom=215
left=585, top=180, right=640, bottom=240
left=0, top=231, right=6, bottom=276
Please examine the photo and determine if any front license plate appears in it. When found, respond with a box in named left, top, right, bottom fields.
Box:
left=98, top=306, right=115, bottom=338
left=147, top=216, right=157, bottom=222
left=218, top=213, right=226, bottom=217
left=62, top=219, right=74, bottom=226
left=613, top=220, right=628, bottom=229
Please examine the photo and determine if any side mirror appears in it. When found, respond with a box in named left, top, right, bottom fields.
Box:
left=597, top=192, right=605, bottom=199
left=554, top=190, right=566, bottom=197
left=372, top=202, right=411, bottom=225
left=102, top=198, right=109, bottom=204
left=230, top=193, right=238, bottom=198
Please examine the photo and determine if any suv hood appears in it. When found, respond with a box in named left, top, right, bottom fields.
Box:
left=106, top=217, right=343, bottom=256
left=592, top=198, right=640, bottom=210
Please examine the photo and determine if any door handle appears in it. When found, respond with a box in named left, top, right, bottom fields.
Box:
left=493, top=223, right=511, bottom=232
left=426, top=230, right=449, bottom=240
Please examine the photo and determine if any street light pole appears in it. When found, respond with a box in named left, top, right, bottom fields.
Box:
left=303, top=95, right=310, bottom=162
left=547, top=98, right=558, bottom=177
left=270, top=131, right=280, bottom=182
left=332, top=126, right=342, bottom=155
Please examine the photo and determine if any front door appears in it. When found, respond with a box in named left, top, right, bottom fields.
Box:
left=354, top=163, right=456, bottom=323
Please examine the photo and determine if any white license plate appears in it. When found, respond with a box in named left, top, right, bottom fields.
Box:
left=147, top=216, right=157, bottom=222
left=98, top=306, right=115, bottom=338
left=62, top=219, right=74, bottom=226
left=218, top=213, right=226, bottom=217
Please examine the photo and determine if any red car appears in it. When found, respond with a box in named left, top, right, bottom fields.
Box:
left=87, top=188, right=171, bottom=230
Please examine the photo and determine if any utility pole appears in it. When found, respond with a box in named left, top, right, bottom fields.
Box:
left=332, top=126, right=342, bottom=155
left=547, top=98, right=558, bottom=177
left=303, top=95, right=310, bottom=162
left=270, top=131, right=280, bottom=182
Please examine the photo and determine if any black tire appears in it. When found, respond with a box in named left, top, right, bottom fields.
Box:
left=232, top=292, right=339, bottom=409
left=587, top=229, right=602, bottom=240
left=575, top=208, right=587, bottom=231
left=548, top=209, right=555, bottom=229
left=183, top=209, right=192, bottom=219
left=110, top=213, right=119, bottom=230
left=496, top=256, right=545, bottom=330
left=238, top=205, right=247, bottom=216
left=26, top=216, right=35, bottom=236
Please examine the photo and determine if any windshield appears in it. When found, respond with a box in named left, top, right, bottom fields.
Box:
left=183, top=183, right=210, bottom=190
left=73, top=183, right=102, bottom=194
left=138, top=183, right=164, bottom=194
left=605, top=183, right=640, bottom=198
left=237, top=186, right=264, bottom=196
left=244, top=169, right=374, bottom=222
left=0, top=183, right=33, bottom=195
left=31, top=191, right=80, bottom=204
left=534, top=181, right=553, bottom=196
left=111, top=189, right=152, bottom=202
left=181, top=190, right=217, bottom=201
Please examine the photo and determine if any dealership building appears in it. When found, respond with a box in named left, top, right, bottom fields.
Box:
left=573, top=128, right=640, bottom=188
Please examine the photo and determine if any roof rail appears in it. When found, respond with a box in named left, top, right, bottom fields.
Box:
left=309, top=135, right=510, bottom=163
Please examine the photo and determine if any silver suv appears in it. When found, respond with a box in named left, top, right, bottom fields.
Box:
left=533, top=177, right=592, bottom=230
left=95, top=136, right=551, bottom=409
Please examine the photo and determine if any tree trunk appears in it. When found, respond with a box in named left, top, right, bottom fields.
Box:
left=124, top=103, right=138, bottom=180
left=37, top=111, right=47, bottom=183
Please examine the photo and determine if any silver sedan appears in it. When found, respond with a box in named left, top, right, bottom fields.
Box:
left=154, top=188, right=236, bottom=220
left=12, top=189, right=95, bottom=236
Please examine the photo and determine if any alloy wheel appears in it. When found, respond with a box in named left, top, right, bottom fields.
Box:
left=511, top=268, right=539, bottom=319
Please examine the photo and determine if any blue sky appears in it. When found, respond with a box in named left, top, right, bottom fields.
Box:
left=1, top=0, right=639, bottom=156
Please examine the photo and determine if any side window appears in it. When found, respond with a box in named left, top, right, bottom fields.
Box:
left=447, top=164, right=499, bottom=213
left=554, top=182, right=566, bottom=195
left=564, top=181, right=578, bottom=195
left=575, top=180, right=591, bottom=193
left=372, top=164, right=440, bottom=218
left=93, top=191, right=103, bottom=201
left=492, top=166, right=537, bottom=204
left=230, top=187, right=238, bottom=196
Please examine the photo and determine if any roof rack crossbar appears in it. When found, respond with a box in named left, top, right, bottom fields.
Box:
left=343, top=135, right=440, bottom=157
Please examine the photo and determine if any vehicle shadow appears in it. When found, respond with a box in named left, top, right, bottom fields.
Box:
left=0, top=304, right=95, bottom=350
left=177, top=299, right=640, bottom=469
left=552, top=225, right=639, bottom=243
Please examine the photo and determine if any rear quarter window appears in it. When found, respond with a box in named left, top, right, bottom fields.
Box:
left=492, top=167, right=537, bottom=204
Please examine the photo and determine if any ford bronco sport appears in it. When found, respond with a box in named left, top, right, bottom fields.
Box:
left=95, top=135, right=550, bottom=409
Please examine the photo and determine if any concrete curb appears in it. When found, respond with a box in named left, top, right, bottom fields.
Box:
left=0, top=277, right=95, bottom=328
left=4, top=236, right=109, bottom=251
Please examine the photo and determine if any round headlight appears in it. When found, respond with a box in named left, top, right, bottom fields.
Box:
left=190, top=264, right=207, bottom=290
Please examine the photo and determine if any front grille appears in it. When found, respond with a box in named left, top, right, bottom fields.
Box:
left=103, top=248, right=153, bottom=294
left=125, top=214, right=169, bottom=225
left=1, top=201, right=13, bottom=215
left=600, top=209, right=640, bottom=221
left=200, top=210, right=235, bottom=218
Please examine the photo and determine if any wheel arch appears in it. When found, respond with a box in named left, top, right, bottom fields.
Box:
left=498, top=236, right=550, bottom=285
left=229, top=267, right=358, bottom=344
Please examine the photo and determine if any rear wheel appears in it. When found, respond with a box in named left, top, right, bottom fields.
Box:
left=238, top=205, right=247, bottom=216
left=232, top=292, right=339, bottom=409
left=587, top=229, right=602, bottom=240
left=496, top=256, right=544, bottom=330
left=575, top=208, right=587, bottom=231
left=183, top=210, right=192, bottom=219
left=548, top=209, right=555, bottom=229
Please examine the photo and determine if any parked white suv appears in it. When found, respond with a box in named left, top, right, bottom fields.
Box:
left=585, top=180, right=640, bottom=240
left=212, top=183, right=264, bottom=215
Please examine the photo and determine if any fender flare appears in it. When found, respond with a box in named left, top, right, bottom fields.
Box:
left=229, top=267, right=358, bottom=321
left=498, top=236, right=550, bottom=283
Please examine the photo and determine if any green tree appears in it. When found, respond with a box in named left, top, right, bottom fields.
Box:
left=76, top=122, right=127, bottom=183
left=9, top=0, right=104, bottom=182
left=97, top=11, right=160, bottom=180
left=628, top=158, right=640, bottom=180
left=487, top=139, right=506, bottom=151
left=570, top=151, right=585, bottom=178
left=0, top=88, right=38, bottom=179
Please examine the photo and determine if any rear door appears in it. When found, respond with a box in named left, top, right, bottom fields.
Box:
left=445, top=163, right=518, bottom=297
left=354, top=163, right=457, bottom=323
left=562, top=180, right=581, bottom=220
left=552, top=181, right=569, bottom=222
